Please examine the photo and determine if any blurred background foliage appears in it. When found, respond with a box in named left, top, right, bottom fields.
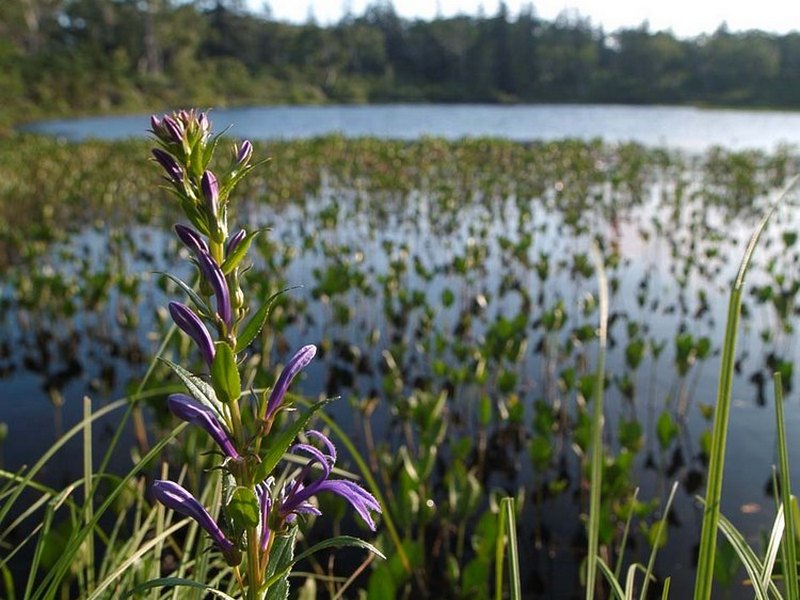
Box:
left=2, top=0, right=800, bottom=130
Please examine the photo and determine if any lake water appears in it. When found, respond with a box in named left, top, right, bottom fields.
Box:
left=6, top=110, right=800, bottom=596
left=21, top=103, right=800, bottom=152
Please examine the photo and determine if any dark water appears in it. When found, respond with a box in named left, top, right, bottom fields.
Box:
left=4, top=174, right=800, bottom=596
left=20, top=103, right=800, bottom=152
left=6, top=111, right=800, bottom=596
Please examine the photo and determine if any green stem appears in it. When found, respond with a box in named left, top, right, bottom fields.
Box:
left=246, top=527, right=261, bottom=600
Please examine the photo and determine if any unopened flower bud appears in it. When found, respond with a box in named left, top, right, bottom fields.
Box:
left=152, top=149, right=183, bottom=184
left=201, top=171, right=219, bottom=218
left=236, top=140, right=253, bottom=166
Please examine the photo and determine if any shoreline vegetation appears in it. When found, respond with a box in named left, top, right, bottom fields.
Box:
left=3, top=1, right=800, bottom=130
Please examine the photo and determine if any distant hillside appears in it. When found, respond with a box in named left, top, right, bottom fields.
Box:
left=2, top=0, right=800, bottom=127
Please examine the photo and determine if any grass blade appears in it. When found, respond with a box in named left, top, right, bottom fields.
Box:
left=502, top=497, right=521, bottom=600
left=596, top=556, right=626, bottom=600
left=693, top=174, right=799, bottom=600
left=774, top=371, right=798, bottom=600
left=83, top=396, right=95, bottom=595
left=586, top=245, right=609, bottom=600
left=639, top=482, right=678, bottom=600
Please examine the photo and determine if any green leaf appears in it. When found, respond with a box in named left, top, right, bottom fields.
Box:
left=236, top=288, right=296, bottom=353
left=124, top=577, right=237, bottom=600
left=160, top=358, right=225, bottom=421
left=211, top=342, right=240, bottom=404
left=156, top=272, right=210, bottom=315
left=221, top=229, right=264, bottom=275
left=656, top=410, right=678, bottom=450
left=264, top=528, right=297, bottom=600
left=253, top=398, right=334, bottom=483
left=227, top=486, right=259, bottom=530
left=263, top=535, right=385, bottom=591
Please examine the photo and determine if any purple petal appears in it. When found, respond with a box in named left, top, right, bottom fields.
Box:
left=304, top=430, right=337, bottom=463
left=259, top=493, right=271, bottom=551
left=151, top=148, right=183, bottom=183
left=201, top=170, right=219, bottom=218
left=266, top=345, right=317, bottom=419
left=236, top=140, right=253, bottom=165
left=150, top=114, right=161, bottom=131
left=152, top=479, right=239, bottom=560
left=167, top=393, right=239, bottom=460
left=314, top=479, right=382, bottom=530
left=196, top=250, right=232, bottom=327
left=168, top=302, right=215, bottom=367
left=163, top=115, right=183, bottom=144
left=198, top=112, right=210, bottom=136
left=289, top=443, right=332, bottom=481
left=226, top=228, right=247, bottom=257
left=174, top=224, right=209, bottom=255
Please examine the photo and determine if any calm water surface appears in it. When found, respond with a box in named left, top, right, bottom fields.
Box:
left=7, top=108, right=800, bottom=596
left=21, top=103, right=800, bottom=152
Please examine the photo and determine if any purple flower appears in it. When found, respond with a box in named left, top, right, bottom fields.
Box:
left=162, top=115, right=184, bottom=144
left=167, top=393, right=239, bottom=460
left=196, top=250, right=232, bottom=328
left=265, top=345, right=317, bottom=420
left=276, top=430, right=381, bottom=530
left=236, top=140, right=253, bottom=166
left=174, top=224, right=209, bottom=256
left=152, top=480, right=241, bottom=565
left=197, top=111, right=210, bottom=137
left=151, top=148, right=183, bottom=184
left=256, top=480, right=272, bottom=551
left=201, top=170, right=219, bottom=218
left=226, top=228, right=247, bottom=257
left=168, top=302, right=215, bottom=367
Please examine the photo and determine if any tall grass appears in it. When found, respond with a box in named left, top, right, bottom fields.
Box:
left=693, top=174, right=800, bottom=600
left=586, top=175, right=800, bottom=599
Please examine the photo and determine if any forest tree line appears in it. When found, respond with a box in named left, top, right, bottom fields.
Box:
left=2, top=0, right=800, bottom=127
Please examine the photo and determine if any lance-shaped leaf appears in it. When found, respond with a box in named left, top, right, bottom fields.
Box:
left=168, top=302, right=215, bottom=367
left=266, top=345, right=317, bottom=419
left=227, top=486, right=260, bottom=530
left=253, top=397, right=333, bottom=483
left=167, top=393, right=239, bottom=460
left=152, top=480, right=241, bottom=566
left=160, top=357, right=225, bottom=422
left=235, top=288, right=296, bottom=353
left=211, top=342, right=240, bottom=404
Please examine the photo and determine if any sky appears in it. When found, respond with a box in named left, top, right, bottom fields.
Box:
left=248, top=0, right=800, bottom=38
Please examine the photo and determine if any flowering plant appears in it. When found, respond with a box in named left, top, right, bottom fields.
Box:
left=148, top=109, right=382, bottom=599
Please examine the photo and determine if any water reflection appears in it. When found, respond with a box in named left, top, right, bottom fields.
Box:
left=1, top=140, right=799, bottom=596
